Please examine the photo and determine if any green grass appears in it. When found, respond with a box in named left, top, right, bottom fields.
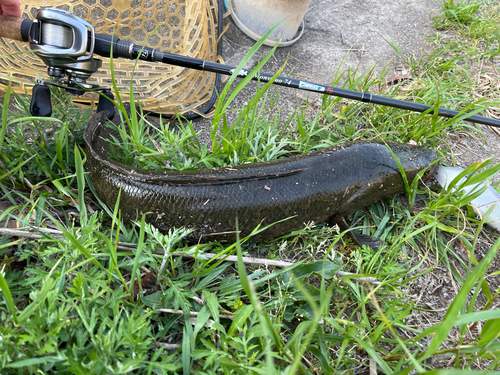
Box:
left=433, top=1, right=500, bottom=47
left=1, top=1, right=500, bottom=373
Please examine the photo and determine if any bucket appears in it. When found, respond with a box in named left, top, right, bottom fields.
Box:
left=229, top=0, right=312, bottom=47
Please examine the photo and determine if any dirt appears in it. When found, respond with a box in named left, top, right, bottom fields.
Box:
left=1, top=0, right=500, bottom=366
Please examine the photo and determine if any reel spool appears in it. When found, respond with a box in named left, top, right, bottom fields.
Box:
left=0, top=0, right=222, bottom=115
left=29, top=8, right=101, bottom=89
left=40, top=22, right=72, bottom=48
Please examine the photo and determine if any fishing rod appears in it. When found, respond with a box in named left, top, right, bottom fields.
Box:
left=1, top=8, right=499, bottom=127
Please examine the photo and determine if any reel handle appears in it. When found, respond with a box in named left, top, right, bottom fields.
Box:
left=0, top=15, right=31, bottom=42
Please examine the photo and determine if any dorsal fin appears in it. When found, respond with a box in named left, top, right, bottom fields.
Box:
left=85, top=113, right=309, bottom=186
left=142, top=167, right=309, bottom=186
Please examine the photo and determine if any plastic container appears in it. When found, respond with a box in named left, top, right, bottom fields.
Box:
left=434, top=166, right=500, bottom=231
left=229, top=0, right=312, bottom=47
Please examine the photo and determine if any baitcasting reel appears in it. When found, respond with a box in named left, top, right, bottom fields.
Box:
left=27, top=8, right=113, bottom=117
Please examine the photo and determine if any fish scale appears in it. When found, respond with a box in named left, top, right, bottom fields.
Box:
left=84, top=111, right=438, bottom=243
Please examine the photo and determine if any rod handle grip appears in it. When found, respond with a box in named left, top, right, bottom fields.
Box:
left=0, top=15, right=31, bottom=42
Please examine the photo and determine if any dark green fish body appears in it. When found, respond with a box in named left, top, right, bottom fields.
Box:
left=84, top=112, right=438, bottom=242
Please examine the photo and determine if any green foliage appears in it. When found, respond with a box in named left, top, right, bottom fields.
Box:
left=433, top=1, right=500, bottom=55
left=1, top=1, right=500, bottom=373
left=442, top=0, right=481, bottom=24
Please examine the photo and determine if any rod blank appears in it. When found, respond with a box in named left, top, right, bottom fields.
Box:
left=98, top=33, right=500, bottom=128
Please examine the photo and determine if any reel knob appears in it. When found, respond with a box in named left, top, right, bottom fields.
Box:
left=30, top=84, right=52, bottom=117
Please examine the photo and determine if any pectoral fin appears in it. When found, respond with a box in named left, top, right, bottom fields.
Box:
left=329, top=215, right=383, bottom=252
left=349, top=232, right=383, bottom=252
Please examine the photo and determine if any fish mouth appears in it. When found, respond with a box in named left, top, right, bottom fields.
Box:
left=424, top=171, right=437, bottom=181
left=418, top=162, right=439, bottom=186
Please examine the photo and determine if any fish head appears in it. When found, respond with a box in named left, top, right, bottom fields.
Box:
left=388, top=142, right=439, bottom=182
left=333, top=142, right=439, bottom=215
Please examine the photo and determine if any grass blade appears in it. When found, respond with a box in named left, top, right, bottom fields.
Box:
left=130, top=214, right=147, bottom=302
left=421, top=236, right=500, bottom=361
left=0, top=82, right=11, bottom=152
left=0, top=269, right=18, bottom=324
left=75, top=145, right=87, bottom=227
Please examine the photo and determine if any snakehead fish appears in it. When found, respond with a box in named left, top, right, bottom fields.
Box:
left=84, top=112, right=438, bottom=246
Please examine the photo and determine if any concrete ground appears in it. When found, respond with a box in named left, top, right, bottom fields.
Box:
left=223, top=0, right=440, bottom=94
